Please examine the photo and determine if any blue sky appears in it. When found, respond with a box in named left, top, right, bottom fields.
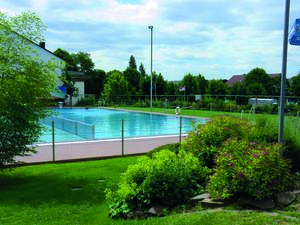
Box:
left=1, top=0, right=300, bottom=81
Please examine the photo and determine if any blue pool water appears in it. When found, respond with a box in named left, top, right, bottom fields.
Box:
left=39, top=108, right=207, bottom=143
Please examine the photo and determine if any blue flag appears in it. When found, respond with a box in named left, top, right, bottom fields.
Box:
left=289, top=18, right=300, bottom=46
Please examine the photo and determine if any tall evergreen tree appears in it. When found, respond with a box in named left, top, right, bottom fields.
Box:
left=129, top=55, right=137, bottom=69
left=139, top=63, right=146, bottom=76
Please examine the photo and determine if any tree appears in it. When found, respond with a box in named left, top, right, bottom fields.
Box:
left=129, top=55, right=137, bottom=70
left=197, top=74, right=208, bottom=95
left=243, top=68, right=272, bottom=95
left=73, top=52, right=94, bottom=74
left=139, top=63, right=146, bottom=76
left=0, top=12, right=60, bottom=167
left=290, top=73, right=300, bottom=96
left=206, top=80, right=227, bottom=95
left=123, top=67, right=141, bottom=96
left=61, top=70, right=78, bottom=106
left=85, top=69, right=106, bottom=95
left=54, top=48, right=77, bottom=71
left=180, top=73, right=199, bottom=95
left=102, top=71, right=130, bottom=104
left=246, top=82, right=267, bottom=96
left=155, top=73, right=167, bottom=96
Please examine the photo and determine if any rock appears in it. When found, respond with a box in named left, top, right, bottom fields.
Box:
left=148, top=205, right=165, bottom=217
left=238, top=195, right=253, bottom=205
left=201, top=198, right=225, bottom=208
left=275, top=192, right=295, bottom=207
left=189, top=193, right=210, bottom=205
left=250, top=199, right=275, bottom=210
left=127, top=210, right=147, bottom=219
left=238, top=194, right=275, bottom=210
left=291, top=203, right=300, bottom=212
left=293, top=190, right=300, bottom=199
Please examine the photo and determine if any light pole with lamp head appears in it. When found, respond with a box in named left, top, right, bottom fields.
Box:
left=148, top=25, right=153, bottom=111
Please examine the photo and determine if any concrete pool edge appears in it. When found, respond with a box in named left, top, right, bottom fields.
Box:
left=16, top=134, right=188, bottom=165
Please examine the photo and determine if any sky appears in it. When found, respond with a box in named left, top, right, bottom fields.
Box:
left=1, top=0, right=300, bottom=81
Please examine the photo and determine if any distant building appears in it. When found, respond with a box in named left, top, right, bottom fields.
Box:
left=226, top=74, right=246, bottom=87
left=65, top=70, right=89, bottom=105
left=226, top=73, right=281, bottom=86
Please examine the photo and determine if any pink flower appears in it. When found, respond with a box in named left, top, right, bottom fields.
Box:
left=238, top=172, right=245, bottom=179
left=253, top=153, right=258, bottom=158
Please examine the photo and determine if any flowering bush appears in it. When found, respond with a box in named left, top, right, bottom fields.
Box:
left=182, top=115, right=252, bottom=168
left=207, top=139, right=292, bottom=200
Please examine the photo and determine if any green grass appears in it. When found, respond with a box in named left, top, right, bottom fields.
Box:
left=1, top=157, right=300, bottom=225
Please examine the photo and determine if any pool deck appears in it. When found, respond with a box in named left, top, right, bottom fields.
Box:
left=16, top=134, right=186, bottom=164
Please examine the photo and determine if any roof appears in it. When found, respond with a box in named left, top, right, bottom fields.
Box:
left=226, top=73, right=281, bottom=86
left=0, top=24, right=63, bottom=62
left=226, top=74, right=245, bottom=86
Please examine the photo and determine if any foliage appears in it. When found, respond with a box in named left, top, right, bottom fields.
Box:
left=146, top=143, right=181, bottom=158
left=61, top=70, right=78, bottom=97
left=0, top=11, right=59, bottom=168
left=206, top=79, right=227, bottom=95
left=139, top=63, right=146, bottom=76
left=128, top=55, right=137, bottom=70
left=243, top=68, right=273, bottom=95
left=207, top=139, right=292, bottom=200
left=123, top=67, right=141, bottom=95
left=53, top=48, right=77, bottom=71
left=85, top=69, right=106, bottom=95
left=105, top=150, right=210, bottom=218
left=102, top=71, right=130, bottom=104
left=182, top=115, right=252, bottom=168
left=73, top=52, right=94, bottom=73
left=290, top=73, right=300, bottom=96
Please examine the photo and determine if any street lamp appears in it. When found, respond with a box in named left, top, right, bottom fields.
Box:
left=148, top=25, right=153, bottom=111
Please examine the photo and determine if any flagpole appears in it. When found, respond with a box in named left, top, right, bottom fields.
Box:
left=279, top=0, right=290, bottom=143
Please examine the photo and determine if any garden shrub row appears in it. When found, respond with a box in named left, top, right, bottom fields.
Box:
left=106, top=115, right=300, bottom=218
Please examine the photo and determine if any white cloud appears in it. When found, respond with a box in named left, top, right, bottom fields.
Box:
left=1, top=0, right=300, bottom=80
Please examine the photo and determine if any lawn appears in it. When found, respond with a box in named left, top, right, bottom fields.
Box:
left=1, top=156, right=300, bottom=225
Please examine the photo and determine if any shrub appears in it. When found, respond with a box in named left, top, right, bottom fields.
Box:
left=207, top=139, right=292, bottom=200
left=105, top=150, right=210, bottom=218
left=182, top=115, right=252, bottom=168
left=146, top=143, right=181, bottom=158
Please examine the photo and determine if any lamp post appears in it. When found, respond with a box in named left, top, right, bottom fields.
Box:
left=148, top=25, right=153, bottom=111
left=279, top=0, right=290, bottom=143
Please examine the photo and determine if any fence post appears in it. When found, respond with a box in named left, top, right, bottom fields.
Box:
left=52, top=120, right=55, bottom=161
left=92, top=125, right=95, bottom=140
left=121, top=119, right=124, bottom=156
left=179, top=116, right=182, bottom=144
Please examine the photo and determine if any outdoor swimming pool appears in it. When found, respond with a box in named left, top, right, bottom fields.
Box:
left=39, top=108, right=207, bottom=143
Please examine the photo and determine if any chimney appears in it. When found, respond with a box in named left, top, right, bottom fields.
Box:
left=39, top=42, right=46, bottom=49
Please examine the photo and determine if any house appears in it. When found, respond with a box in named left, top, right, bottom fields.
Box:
left=0, top=24, right=65, bottom=102
left=226, top=74, right=246, bottom=87
left=30, top=41, right=65, bottom=101
left=65, top=70, right=89, bottom=105
left=226, top=73, right=281, bottom=86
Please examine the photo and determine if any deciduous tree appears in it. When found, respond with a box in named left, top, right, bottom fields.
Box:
left=0, top=12, right=60, bottom=167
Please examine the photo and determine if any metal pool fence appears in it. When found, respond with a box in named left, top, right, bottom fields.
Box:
left=43, top=116, right=193, bottom=162
left=42, top=116, right=95, bottom=140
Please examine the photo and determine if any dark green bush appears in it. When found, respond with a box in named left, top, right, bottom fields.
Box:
left=105, top=150, right=210, bottom=218
left=207, top=139, right=292, bottom=200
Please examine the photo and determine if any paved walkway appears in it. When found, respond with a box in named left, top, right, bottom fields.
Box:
left=16, top=134, right=186, bottom=164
